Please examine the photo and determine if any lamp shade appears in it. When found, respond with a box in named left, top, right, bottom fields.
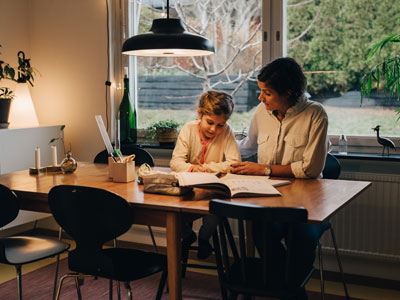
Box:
left=122, top=19, right=215, bottom=57
left=8, top=83, right=39, bottom=128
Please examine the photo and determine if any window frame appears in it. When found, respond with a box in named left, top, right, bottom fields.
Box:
left=119, top=0, right=398, bottom=156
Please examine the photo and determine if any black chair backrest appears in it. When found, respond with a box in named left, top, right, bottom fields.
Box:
left=209, top=199, right=308, bottom=295
left=49, top=185, right=133, bottom=249
left=322, top=153, right=341, bottom=179
left=94, top=146, right=155, bottom=167
left=0, top=184, right=19, bottom=228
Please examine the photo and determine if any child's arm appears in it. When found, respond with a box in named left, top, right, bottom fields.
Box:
left=202, top=126, right=241, bottom=173
left=170, top=127, right=193, bottom=172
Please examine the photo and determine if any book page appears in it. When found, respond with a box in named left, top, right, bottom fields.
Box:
left=176, top=172, right=222, bottom=187
left=220, top=175, right=281, bottom=197
left=222, top=173, right=291, bottom=187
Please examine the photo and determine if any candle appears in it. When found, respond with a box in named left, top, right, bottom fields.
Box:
left=51, top=145, right=57, bottom=166
left=35, top=147, right=40, bottom=169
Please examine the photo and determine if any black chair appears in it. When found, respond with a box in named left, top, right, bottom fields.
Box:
left=94, top=146, right=158, bottom=252
left=210, top=199, right=311, bottom=300
left=0, top=184, right=70, bottom=300
left=94, top=145, right=155, bottom=166
left=319, top=153, right=349, bottom=300
left=48, top=185, right=167, bottom=300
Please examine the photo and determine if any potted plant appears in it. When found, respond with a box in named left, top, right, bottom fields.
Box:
left=0, top=87, right=14, bottom=128
left=360, top=18, right=400, bottom=115
left=147, top=119, right=180, bottom=144
left=0, top=45, right=35, bottom=128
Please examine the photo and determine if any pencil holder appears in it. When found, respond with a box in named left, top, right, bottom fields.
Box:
left=109, top=157, right=135, bottom=183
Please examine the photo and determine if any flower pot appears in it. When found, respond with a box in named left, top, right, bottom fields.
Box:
left=156, top=128, right=178, bottom=144
left=0, top=98, right=12, bottom=129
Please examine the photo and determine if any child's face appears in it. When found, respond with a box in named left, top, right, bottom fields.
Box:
left=197, top=112, right=227, bottom=140
left=258, top=80, right=291, bottom=113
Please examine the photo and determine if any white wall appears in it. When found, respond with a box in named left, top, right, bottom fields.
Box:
left=0, top=0, right=109, bottom=161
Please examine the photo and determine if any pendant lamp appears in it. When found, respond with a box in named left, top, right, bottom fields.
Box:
left=122, top=0, right=215, bottom=57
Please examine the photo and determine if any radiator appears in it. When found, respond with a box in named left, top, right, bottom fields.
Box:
left=320, top=172, right=400, bottom=262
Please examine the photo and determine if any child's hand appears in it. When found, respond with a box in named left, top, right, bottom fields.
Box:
left=191, top=165, right=207, bottom=172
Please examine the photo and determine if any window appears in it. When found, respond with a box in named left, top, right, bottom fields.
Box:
left=284, top=0, right=400, bottom=138
left=127, top=0, right=262, bottom=132
left=125, top=0, right=400, bottom=153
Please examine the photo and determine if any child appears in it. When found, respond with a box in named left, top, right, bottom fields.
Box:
left=170, top=90, right=241, bottom=259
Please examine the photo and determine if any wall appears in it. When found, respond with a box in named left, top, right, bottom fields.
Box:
left=0, top=0, right=108, bottom=161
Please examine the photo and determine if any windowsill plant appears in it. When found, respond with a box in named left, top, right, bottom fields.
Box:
left=361, top=18, right=400, bottom=116
left=0, top=45, right=36, bottom=128
left=147, top=120, right=180, bottom=144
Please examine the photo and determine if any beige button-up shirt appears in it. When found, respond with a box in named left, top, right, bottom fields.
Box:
left=170, top=120, right=241, bottom=173
left=239, top=97, right=328, bottom=178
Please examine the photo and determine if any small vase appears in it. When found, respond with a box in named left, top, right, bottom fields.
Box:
left=60, top=152, right=77, bottom=174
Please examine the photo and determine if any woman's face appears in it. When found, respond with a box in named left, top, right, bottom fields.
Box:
left=257, top=80, right=291, bottom=113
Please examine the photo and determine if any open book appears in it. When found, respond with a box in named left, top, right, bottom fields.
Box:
left=175, top=172, right=291, bottom=198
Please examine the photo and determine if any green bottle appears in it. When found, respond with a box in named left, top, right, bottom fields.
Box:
left=119, top=74, right=137, bottom=143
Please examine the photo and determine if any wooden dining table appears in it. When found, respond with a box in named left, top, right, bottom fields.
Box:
left=0, top=162, right=371, bottom=300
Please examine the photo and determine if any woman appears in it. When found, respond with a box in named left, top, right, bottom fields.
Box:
left=231, top=57, right=328, bottom=299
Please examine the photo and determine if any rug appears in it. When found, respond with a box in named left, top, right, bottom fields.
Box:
left=0, top=259, right=362, bottom=300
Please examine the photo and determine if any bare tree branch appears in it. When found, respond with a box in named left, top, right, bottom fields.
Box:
left=287, top=0, right=313, bottom=8
left=209, top=22, right=261, bottom=77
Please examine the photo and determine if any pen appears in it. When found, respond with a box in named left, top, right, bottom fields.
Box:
left=112, top=150, right=124, bottom=162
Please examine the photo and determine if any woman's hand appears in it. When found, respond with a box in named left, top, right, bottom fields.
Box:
left=191, top=165, right=207, bottom=172
left=230, top=162, right=266, bottom=175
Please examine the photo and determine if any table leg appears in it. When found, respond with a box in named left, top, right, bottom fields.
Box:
left=166, top=212, right=182, bottom=300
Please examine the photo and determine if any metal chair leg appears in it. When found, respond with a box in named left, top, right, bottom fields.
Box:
left=113, top=239, right=121, bottom=300
left=148, top=225, right=159, bottom=252
left=109, top=280, right=113, bottom=300
left=318, top=242, right=325, bottom=300
left=156, top=270, right=168, bottom=300
left=31, top=220, right=38, bottom=235
left=74, top=276, right=83, bottom=300
left=52, top=226, right=63, bottom=300
left=330, top=227, right=350, bottom=300
left=16, top=265, right=22, bottom=300
left=125, top=282, right=133, bottom=300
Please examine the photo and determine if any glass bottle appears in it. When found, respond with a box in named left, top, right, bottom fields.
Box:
left=119, top=74, right=137, bottom=144
left=60, top=151, right=77, bottom=174
left=338, top=134, right=348, bottom=154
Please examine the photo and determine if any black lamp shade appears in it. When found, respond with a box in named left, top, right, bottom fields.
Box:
left=122, top=19, right=215, bottom=57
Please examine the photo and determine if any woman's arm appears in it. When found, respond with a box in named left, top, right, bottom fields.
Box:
left=230, top=162, right=294, bottom=177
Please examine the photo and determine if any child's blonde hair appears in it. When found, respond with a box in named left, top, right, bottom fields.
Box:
left=198, top=90, right=234, bottom=119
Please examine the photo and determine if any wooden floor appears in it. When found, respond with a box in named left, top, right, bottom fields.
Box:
left=0, top=239, right=399, bottom=300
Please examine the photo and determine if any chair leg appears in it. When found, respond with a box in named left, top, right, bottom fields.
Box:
left=330, top=227, right=350, bottom=300
left=124, top=282, right=133, bottom=300
left=109, top=280, right=113, bottom=300
left=318, top=242, right=325, bottom=300
left=52, top=226, right=63, bottom=300
left=75, top=276, right=83, bottom=300
left=15, top=265, right=22, bottom=300
left=113, top=239, right=121, bottom=300
left=148, top=225, right=159, bottom=253
left=31, top=220, right=38, bottom=235
left=156, top=270, right=168, bottom=300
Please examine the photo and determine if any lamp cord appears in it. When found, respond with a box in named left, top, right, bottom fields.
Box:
left=167, top=0, right=169, bottom=19
left=105, top=0, right=110, bottom=131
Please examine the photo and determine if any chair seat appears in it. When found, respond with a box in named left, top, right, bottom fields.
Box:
left=69, top=247, right=167, bottom=282
left=0, top=236, right=70, bottom=265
